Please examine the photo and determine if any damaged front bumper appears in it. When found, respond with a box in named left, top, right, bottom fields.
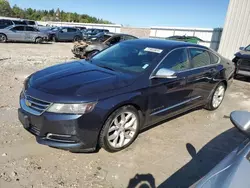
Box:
left=72, top=41, right=89, bottom=59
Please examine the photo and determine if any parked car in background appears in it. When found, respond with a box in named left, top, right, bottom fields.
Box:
left=72, top=33, right=137, bottom=58
left=193, top=110, right=250, bottom=188
left=75, top=26, right=86, bottom=31
left=18, top=39, right=234, bottom=153
left=0, top=18, right=37, bottom=29
left=166, top=35, right=204, bottom=44
left=47, top=27, right=82, bottom=42
left=232, top=45, right=250, bottom=77
left=0, top=25, right=48, bottom=43
left=82, top=28, right=109, bottom=40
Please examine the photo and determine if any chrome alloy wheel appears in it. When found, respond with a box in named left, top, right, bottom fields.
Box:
left=212, top=85, right=225, bottom=108
left=107, top=112, right=138, bottom=148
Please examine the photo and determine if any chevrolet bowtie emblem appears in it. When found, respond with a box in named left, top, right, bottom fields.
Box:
left=25, top=99, right=31, bottom=107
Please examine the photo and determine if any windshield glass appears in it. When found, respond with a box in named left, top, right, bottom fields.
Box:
left=245, top=45, right=250, bottom=51
left=91, top=43, right=164, bottom=73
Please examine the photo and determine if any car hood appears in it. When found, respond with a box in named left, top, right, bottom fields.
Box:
left=28, top=61, right=136, bottom=99
left=195, top=140, right=250, bottom=188
left=235, top=51, right=250, bottom=59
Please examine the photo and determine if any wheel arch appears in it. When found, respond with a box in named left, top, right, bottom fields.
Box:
left=0, top=33, right=8, bottom=40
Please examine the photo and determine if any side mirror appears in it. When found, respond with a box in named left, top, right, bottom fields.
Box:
left=59, top=30, right=63, bottom=33
left=230, top=111, right=250, bottom=138
left=152, top=68, right=177, bottom=79
left=239, top=47, right=245, bottom=51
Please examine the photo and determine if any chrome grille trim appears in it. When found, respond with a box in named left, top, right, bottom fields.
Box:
left=21, top=93, right=52, bottom=116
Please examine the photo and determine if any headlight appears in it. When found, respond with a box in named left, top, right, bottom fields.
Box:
left=47, top=102, right=97, bottom=114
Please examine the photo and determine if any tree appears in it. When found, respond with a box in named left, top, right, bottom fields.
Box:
left=12, top=4, right=25, bottom=18
left=0, top=3, right=112, bottom=24
left=0, top=0, right=12, bottom=17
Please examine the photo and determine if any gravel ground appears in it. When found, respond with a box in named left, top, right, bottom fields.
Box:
left=0, top=42, right=250, bottom=188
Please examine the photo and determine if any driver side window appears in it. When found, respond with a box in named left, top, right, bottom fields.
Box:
left=158, top=48, right=190, bottom=71
left=61, top=28, right=68, bottom=33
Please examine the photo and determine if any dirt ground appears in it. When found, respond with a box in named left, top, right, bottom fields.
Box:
left=0, top=43, right=250, bottom=188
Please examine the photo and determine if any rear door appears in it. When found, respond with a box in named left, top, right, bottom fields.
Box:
left=25, top=26, right=38, bottom=41
left=186, top=47, right=219, bottom=102
left=8, top=26, right=26, bottom=41
left=67, top=28, right=78, bottom=41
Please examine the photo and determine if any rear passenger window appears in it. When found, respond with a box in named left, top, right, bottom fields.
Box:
left=210, top=52, right=219, bottom=64
left=26, top=26, right=36, bottom=31
left=189, top=48, right=211, bottom=68
left=68, top=28, right=77, bottom=32
left=159, top=48, right=190, bottom=71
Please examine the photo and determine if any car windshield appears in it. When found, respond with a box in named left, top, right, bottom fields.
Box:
left=91, top=43, right=164, bottom=73
left=245, top=45, right=250, bottom=51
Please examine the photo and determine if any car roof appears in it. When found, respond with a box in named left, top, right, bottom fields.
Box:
left=122, top=38, right=208, bottom=51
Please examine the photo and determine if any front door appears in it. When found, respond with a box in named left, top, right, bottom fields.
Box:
left=58, top=28, right=71, bottom=41
left=8, top=26, right=25, bottom=41
left=148, top=48, right=196, bottom=124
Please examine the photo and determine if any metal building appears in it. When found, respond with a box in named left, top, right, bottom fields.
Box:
left=219, top=0, right=250, bottom=59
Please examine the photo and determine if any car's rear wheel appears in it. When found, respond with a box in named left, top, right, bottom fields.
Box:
left=0, top=34, right=7, bottom=43
left=35, top=37, right=43, bottom=44
left=99, top=105, right=140, bottom=152
left=205, top=82, right=226, bottom=110
left=73, top=36, right=81, bottom=42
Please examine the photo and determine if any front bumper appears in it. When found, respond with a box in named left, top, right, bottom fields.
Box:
left=236, top=58, right=250, bottom=77
left=18, top=107, right=97, bottom=152
left=72, top=46, right=86, bottom=58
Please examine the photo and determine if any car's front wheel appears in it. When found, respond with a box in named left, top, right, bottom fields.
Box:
left=99, top=105, right=140, bottom=152
left=73, top=36, right=81, bottom=42
left=35, top=37, right=43, bottom=44
left=205, top=82, right=226, bottom=110
left=0, top=34, right=7, bottom=43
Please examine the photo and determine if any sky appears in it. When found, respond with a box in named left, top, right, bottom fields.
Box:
left=8, top=0, right=230, bottom=28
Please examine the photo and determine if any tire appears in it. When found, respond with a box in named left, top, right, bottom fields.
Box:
left=99, top=105, right=140, bottom=152
left=87, top=50, right=99, bottom=59
left=35, top=37, right=43, bottom=44
left=52, top=35, right=57, bottom=42
left=0, top=34, right=7, bottom=43
left=73, top=36, right=81, bottom=42
left=205, top=82, right=226, bottom=111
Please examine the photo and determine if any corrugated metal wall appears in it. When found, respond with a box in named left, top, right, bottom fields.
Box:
left=219, top=0, right=250, bottom=59
left=150, top=27, right=223, bottom=51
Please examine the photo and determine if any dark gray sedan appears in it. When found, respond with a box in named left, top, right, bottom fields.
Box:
left=0, top=25, right=48, bottom=43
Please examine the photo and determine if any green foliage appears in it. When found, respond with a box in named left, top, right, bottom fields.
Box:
left=0, top=0, right=13, bottom=17
left=0, top=1, right=112, bottom=24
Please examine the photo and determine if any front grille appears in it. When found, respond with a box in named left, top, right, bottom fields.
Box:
left=25, top=95, right=51, bottom=114
left=239, top=59, right=250, bottom=67
left=29, top=125, right=41, bottom=136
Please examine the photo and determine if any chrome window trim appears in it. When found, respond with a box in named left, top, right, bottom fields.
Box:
left=150, top=96, right=201, bottom=116
left=149, top=46, right=221, bottom=79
